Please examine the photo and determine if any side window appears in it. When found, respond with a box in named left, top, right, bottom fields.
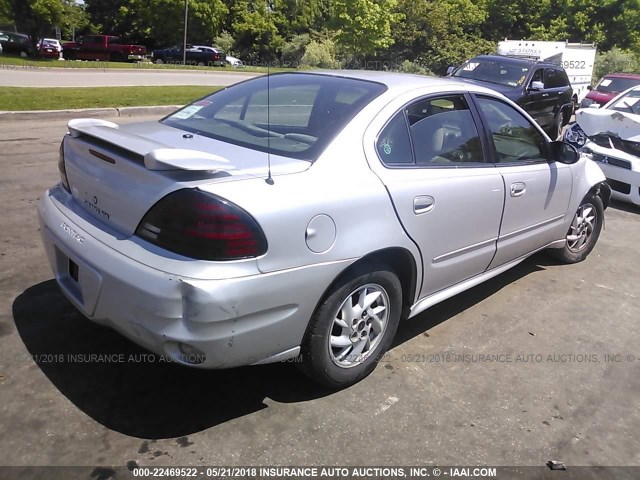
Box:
left=557, top=69, right=570, bottom=88
left=544, top=68, right=564, bottom=88
left=476, top=96, right=547, bottom=164
left=377, top=113, right=413, bottom=164
left=531, top=69, right=543, bottom=84
left=407, top=95, right=484, bottom=165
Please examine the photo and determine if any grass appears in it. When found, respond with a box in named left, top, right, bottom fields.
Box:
left=0, top=86, right=223, bottom=111
left=0, top=55, right=290, bottom=74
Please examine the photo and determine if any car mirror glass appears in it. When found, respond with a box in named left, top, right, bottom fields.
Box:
left=529, top=81, right=544, bottom=91
left=549, top=140, right=579, bottom=164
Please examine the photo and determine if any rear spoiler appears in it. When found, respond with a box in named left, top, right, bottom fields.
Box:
left=67, top=118, right=234, bottom=172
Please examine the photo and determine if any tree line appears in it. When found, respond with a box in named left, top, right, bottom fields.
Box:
left=1, top=0, right=639, bottom=75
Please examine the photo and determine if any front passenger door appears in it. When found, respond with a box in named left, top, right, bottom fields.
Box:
left=474, top=95, right=572, bottom=268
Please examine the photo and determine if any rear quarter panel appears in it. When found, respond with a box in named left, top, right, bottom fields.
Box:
left=196, top=97, right=420, bottom=278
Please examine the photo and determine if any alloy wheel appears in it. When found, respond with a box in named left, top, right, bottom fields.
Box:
left=566, top=203, right=596, bottom=252
left=329, top=283, right=390, bottom=368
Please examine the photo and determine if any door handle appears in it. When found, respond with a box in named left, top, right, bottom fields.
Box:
left=414, top=195, right=435, bottom=214
left=510, top=182, right=526, bottom=197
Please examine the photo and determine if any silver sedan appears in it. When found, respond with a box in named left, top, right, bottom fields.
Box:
left=38, top=71, right=611, bottom=388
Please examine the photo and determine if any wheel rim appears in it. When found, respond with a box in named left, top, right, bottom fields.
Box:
left=329, top=283, right=390, bottom=368
left=567, top=202, right=596, bottom=252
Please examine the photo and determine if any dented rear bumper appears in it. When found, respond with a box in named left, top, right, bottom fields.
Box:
left=38, top=185, right=351, bottom=368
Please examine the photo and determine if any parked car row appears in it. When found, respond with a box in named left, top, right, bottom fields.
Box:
left=151, top=45, right=225, bottom=66
left=0, top=31, right=242, bottom=66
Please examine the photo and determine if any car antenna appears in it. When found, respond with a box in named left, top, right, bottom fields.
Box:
left=265, top=0, right=274, bottom=185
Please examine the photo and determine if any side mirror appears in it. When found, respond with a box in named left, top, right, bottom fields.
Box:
left=549, top=141, right=579, bottom=164
left=529, top=81, right=544, bottom=91
left=587, top=85, right=593, bottom=91
left=446, top=66, right=455, bottom=76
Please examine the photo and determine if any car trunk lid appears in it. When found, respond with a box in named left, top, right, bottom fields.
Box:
left=63, top=118, right=309, bottom=237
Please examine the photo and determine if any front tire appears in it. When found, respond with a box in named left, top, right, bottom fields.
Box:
left=299, top=266, right=402, bottom=388
left=548, top=113, right=563, bottom=140
left=551, top=194, right=604, bottom=263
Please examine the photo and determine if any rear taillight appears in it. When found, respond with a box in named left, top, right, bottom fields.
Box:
left=135, top=189, right=267, bottom=260
left=58, top=141, right=71, bottom=192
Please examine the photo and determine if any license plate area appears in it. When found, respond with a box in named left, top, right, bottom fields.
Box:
left=49, top=235, right=103, bottom=317
left=69, top=258, right=79, bottom=282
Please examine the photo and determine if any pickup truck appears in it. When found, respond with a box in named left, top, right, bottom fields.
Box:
left=63, top=35, right=146, bottom=62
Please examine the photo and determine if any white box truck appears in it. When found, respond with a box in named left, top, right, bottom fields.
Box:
left=497, top=40, right=597, bottom=106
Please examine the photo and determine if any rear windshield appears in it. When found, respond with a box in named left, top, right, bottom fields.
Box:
left=452, top=58, right=530, bottom=87
left=161, top=73, right=386, bottom=161
left=596, top=76, right=640, bottom=93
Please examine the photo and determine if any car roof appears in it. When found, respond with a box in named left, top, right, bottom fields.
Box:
left=602, top=72, right=640, bottom=80
left=466, top=54, right=560, bottom=68
left=292, top=70, right=499, bottom=96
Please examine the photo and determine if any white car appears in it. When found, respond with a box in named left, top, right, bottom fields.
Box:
left=565, top=85, right=640, bottom=206
left=226, top=55, right=243, bottom=68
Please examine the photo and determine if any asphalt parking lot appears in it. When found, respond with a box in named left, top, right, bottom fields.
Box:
left=0, top=116, right=639, bottom=471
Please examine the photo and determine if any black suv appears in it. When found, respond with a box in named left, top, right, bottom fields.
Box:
left=0, top=31, right=34, bottom=57
left=448, top=55, right=573, bottom=139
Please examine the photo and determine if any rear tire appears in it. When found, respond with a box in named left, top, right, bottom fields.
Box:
left=550, top=194, right=604, bottom=264
left=299, top=265, right=402, bottom=388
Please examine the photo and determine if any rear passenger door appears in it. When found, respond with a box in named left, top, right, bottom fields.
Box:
left=473, top=95, right=572, bottom=268
left=372, top=94, right=505, bottom=297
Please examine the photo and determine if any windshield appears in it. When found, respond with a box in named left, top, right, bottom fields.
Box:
left=608, top=88, right=640, bottom=115
left=596, top=77, right=640, bottom=93
left=452, top=58, right=530, bottom=87
left=162, top=73, right=386, bottom=161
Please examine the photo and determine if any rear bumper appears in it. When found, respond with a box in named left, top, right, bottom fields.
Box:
left=38, top=185, right=351, bottom=368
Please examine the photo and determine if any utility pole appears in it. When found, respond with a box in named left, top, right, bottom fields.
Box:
left=182, top=0, right=188, bottom=65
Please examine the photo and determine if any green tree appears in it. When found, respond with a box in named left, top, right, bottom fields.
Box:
left=10, top=0, right=65, bottom=49
left=84, top=0, right=227, bottom=48
left=300, top=38, right=339, bottom=68
left=332, top=0, right=401, bottom=56
left=231, top=0, right=284, bottom=62
left=0, top=0, right=12, bottom=26
left=214, top=30, right=235, bottom=54
left=276, top=0, right=330, bottom=38
left=390, top=0, right=492, bottom=74
left=594, top=47, right=640, bottom=80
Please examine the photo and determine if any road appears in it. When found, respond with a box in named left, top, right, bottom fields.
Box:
left=1, top=116, right=640, bottom=471
left=0, top=65, right=259, bottom=87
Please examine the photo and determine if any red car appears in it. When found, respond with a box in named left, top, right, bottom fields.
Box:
left=580, top=73, right=640, bottom=108
left=38, top=39, right=61, bottom=59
